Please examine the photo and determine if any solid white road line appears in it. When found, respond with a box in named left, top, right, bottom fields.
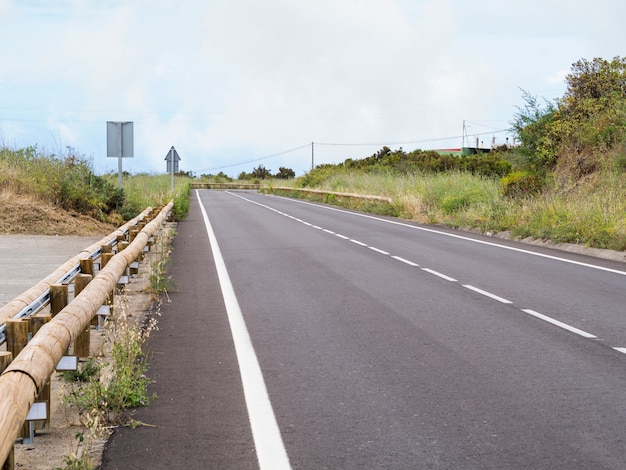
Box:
left=521, top=309, right=597, bottom=339
left=196, top=191, right=291, bottom=470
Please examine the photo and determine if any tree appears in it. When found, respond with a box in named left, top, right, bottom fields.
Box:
left=250, top=165, right=272, bottom=179
left=563, top=57, right=626, bottom=108
left=511, top=57, right=626, bottom=174
left=511, top=89, right=557, bottom=172
left=274, top=166, right=295, bottom=179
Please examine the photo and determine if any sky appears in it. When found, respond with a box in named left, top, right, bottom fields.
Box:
left=0, top=0, right=623, bottom=177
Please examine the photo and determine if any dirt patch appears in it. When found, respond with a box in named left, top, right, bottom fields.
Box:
left=0, top=193, right=117, bottom=236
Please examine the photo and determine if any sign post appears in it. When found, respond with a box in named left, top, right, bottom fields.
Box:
left=164, top=146, right=181, bottom=193
left=107, top=121, right=134, bottom=188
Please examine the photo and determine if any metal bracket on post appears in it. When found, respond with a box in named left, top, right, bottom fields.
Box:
left=107, top=121, right=134, bottom=189
left=23, top=402, right=47, bottom=444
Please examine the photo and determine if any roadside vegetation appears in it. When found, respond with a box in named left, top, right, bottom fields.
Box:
left=265, top=56, right=626, bottom=252
left=0, top=147, right=190, bottom=234
left=2, top=56, right=624, bottom=251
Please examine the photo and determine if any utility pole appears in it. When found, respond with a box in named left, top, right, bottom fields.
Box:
left=311, top=141, right=314, bottom=170
left=462, top=120, right=467, bottom=148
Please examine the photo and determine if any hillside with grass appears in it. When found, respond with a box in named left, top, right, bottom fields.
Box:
left=0, top=146, right=190, bottom=235
left=277, top=57, right=626, bottom=252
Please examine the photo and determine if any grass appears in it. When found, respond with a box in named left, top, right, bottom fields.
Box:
left=113, top=173, right=191, bottom=221
left=148, top=227, right=177, bottom=299
left=0, top=146, right=192, bottom=234
left=60, top=293, right=158, bottom=469
left=63, top=296, right=155, bottom=427
left=265, top=169, right=626, bottom=251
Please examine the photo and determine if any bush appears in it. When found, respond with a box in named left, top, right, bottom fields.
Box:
left=500, top=171, right=544, bottom=198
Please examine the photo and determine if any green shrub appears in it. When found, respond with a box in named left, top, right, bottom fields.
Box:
left=62, top=359, right=100, bottom=383
left=500, top=171, right=544, bottom=198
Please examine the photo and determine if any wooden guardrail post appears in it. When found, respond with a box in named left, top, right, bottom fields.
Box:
left=5, top=319, right=30, bottom=441
left=30, top=314, right=52, bottom=430
left=73, top=274, right=93, bottom=358
left=6, top=319, right=29, bottom=360
left=79, top=259, right=100, bottom=326
left=0, top=352, right=12, bottom=372
left=117, top=241, right=130, bottom=291
left=50, top=284, right=68, bottom=317
left=0, top=352, right=14, bottom=470
left=79, top=258, right=94, bottom=276
left=101, top=251, right=115, bottom=316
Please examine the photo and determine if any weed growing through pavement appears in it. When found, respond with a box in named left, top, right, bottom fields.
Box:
left=55, top=432, right=93, bottom=470
left=59, top=294, right=160, bottom=469
left=58, top=225, right=174, bottom=468
left=63, top=293, right=157, bottom=428
left=148, top=228, right=177, bottom=300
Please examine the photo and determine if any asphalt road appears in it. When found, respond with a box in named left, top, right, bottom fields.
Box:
left=102, top=189, right=626, bottom=469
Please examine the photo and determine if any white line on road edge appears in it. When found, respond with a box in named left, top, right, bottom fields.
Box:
left=463, top=285, right=512, bottom=304
left=521, top=309, right=597, bottom=339
left=196, top=191, right=291, bottom=470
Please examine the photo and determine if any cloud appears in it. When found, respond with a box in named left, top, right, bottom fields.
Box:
left=0, top=0, right=623, bottom=176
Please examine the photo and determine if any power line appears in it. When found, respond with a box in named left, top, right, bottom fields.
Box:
left=198, top=128, right=513, bottom=173
left=316, top=129, right=509, bottom=147
left=198, top=143, right=311, bottom=173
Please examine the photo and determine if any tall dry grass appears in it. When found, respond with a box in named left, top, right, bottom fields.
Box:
left=280, top=169, right=626, bottom=251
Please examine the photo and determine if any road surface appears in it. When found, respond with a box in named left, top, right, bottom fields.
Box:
left=102, top=189, right=626, bottom=469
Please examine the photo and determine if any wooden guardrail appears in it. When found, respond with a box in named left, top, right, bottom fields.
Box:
left=0, top=201, right=174, bottom=467
left=263, top=186, right=393, bottom=204
left=261, top=186, right=398, bottom=216
left=0, top=208, right=152, bottom=330
left=190, top=182, right=261, bottom=190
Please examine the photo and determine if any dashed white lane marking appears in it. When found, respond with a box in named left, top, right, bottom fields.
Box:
left=196, top=192, right=291, bottom=470
left=276, top=195, right=626, bottom=277
left=422, top=268, right=457, bottom=282
left=368, top=246, right=390, bottom=255
left=220, top=190, right=623, bottom=355
left=392, top=256, right=420, bottom=267
left=522, top=309, right=597, bottom=339
left=463, top=285, right=513, bottom=304
left=323, top=229, right=335, bottom=234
